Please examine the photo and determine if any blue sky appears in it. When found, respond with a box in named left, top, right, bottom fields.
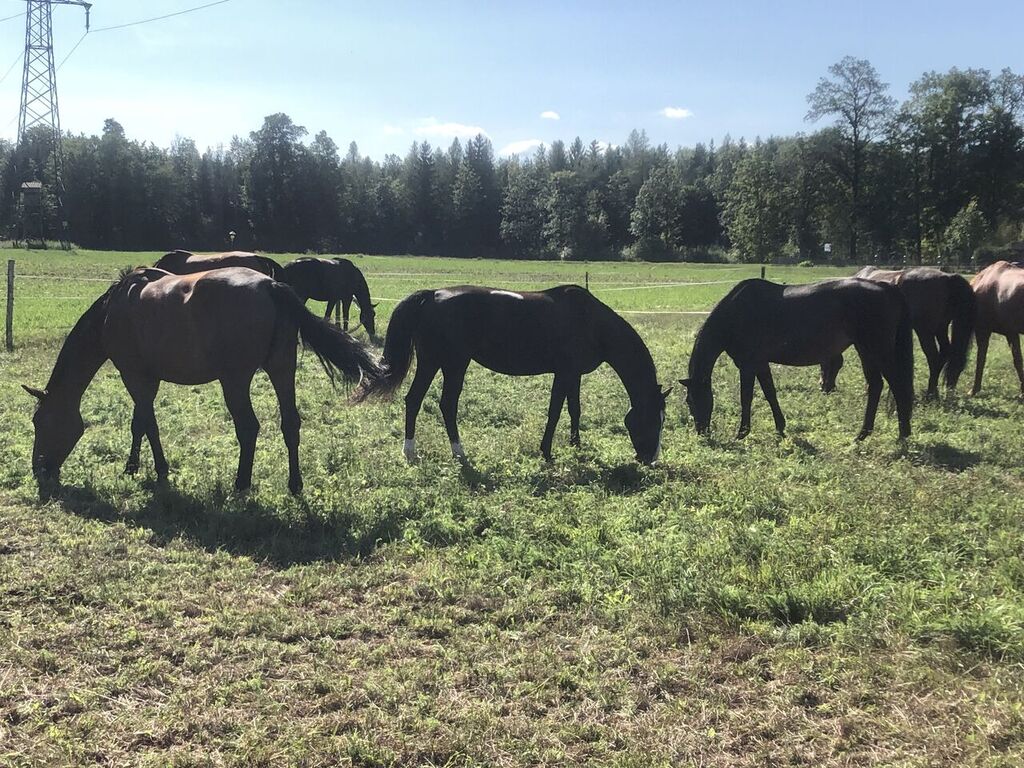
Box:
left=0, top=0, right=1021, bottom=159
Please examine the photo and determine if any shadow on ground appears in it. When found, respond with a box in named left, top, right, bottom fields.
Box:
left=911, top=442, right=983, bottom=472
left=46, top=480, right=405, bottom=567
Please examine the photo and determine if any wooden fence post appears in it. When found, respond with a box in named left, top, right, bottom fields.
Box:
left=585, top=271, right=589, bottom=291
left=5, top=260, right=13, bottom=352
left=760, top=265, right=766, bottom=280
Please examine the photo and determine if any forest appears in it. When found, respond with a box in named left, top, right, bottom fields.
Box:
left=2, top=58, right=1022, bottom=264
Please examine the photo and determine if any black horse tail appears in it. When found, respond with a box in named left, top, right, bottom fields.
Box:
left=266, top=281, right=382, bottom=389
left=353, top=289, right=432, bottom=402
left=256, top=255, right=286, bottom=282
left=945, top=274, right=976, bottom=390
left=893, top=291, right=915, bottom=437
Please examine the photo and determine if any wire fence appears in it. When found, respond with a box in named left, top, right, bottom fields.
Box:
left=4, top=260, right=760, bottom=350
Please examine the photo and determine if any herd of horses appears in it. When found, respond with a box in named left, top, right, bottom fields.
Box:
left=22, top=250, right=1024, bottom=495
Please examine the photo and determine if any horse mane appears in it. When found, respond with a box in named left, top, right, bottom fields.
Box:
left=45, top=280, right=117, bottom=392
left=339, top=259, right=372, bottom=309
left=590, top=292, right=657, bottom=395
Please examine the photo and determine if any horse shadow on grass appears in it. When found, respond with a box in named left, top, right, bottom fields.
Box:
left=528, top=456, right=699, bottom=497
left=909, top=442, right=983, bottom=472
left=45, top=480, right=407, bottom=567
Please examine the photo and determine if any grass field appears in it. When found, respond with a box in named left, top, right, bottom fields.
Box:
left=1, top=249, right=1023, bottom=766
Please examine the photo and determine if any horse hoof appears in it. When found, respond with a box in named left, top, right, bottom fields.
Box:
left=735, top=429, right=750, bottom=440
left=124, top=463, right=139, bottom=476
left=288, top=480, right=303, bottom=495
left=855, top=431, right=870, bottom=442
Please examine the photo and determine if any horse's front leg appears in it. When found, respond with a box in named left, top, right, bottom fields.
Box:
left=342, top=297, right=352, bottom=332
left=756, top=366, right=786, bottom=436
left=856, top=354, right=883, bottom=441
left=540, top=376, right=567, bottom=460
left=971, top=330, right=991, bottom=396
left=736, top=366, right=755, bottom=439
left=916, top=329, right=941, bottom=399
left=1008, top=333, right=1024, bottom=397
left=120, top=373, right=167, bottom=478
left=220, top=374, right=259, bottom=491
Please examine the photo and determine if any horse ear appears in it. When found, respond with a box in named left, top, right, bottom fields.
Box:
left=22, top=384, right=47, bottom=400
left=678, top=378, right=691, bottom=388
left=371, top=302, right=379, bottom=309
left=661, top=387, right=673, bottom=400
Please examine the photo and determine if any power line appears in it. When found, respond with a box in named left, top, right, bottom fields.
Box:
left=56, top=30, right=88, bottom=71
left=91, top=0, right=233, bottom=33
left=0, top=48, right=21, bottom=86
left=0, top=10, right=24, bottom=23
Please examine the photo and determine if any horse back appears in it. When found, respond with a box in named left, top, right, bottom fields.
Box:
left=104, top=268, right=279, bottom=384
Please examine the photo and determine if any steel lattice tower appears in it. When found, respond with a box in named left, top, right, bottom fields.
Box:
left=17, top=0, right=90, bottom=245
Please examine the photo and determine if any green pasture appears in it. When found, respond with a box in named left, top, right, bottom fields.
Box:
left=0, top=249, right=1022, bottom=766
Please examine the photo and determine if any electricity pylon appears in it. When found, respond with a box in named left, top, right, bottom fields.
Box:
left=17, top=0, right=91, bottom=246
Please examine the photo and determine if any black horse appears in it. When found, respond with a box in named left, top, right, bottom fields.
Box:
left=819, top=266, right=975, bottom=397
left=680, top=278, right=913, bottom=441
left=354, top=285, right=670, bottom=464
left=280, top=257, right=377, bottom=337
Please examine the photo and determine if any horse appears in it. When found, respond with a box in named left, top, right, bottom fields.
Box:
left=23, top=267, right=381, bottom=495
left=819, top=266, right=975, bottom=397
left=280, top=258, right=377, bottom=338
left=969, top=260, right=1024, bottom=396
left=353, top=285, right=670, bottom=464
left=153, top=249, right=285, bottom=280
left=679, top=278, right=913, bottom=441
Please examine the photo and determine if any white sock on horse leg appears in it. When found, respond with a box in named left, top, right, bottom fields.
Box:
left=450, top=441, right=466, bottom=460
left=403, top=439, right=417, bottom=462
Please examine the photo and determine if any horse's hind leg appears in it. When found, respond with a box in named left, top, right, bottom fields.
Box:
left=439, top=359, right=470, bottom=460
left=916, top=330, right=941, bottom=399
left=324, top=300, right=335, bottom=323
left=566, top=375, right=582, bottom=448
left=120, top=372, right=168, bottom=478
left=220, top=374, right=259, bottom=491
left=266, top=348, right=303, bottom=495
left=854, top=350, right=884, bottom=441
left=403, top=355, right=440, bottom=462
left=971, top=330, right=991, bottom=396
left=736, top=366, right=755, bottom=439
left=342, top=297, right=352, bottom=331
left=540, top=376, right=568, bottom=460
left=756, top=366, right=786, bottom=435
left=1008, top=334, right=1024, bottom=396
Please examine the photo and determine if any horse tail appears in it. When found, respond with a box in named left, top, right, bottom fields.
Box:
left=893, top=290, right=915, bottom=436
left=945, top=274, right=976, bottom=390
left=352, top=289, right=432, bottom=402
left=266, top=281, right=382, bottom=389
left=257, top=255, right=285, bottom=281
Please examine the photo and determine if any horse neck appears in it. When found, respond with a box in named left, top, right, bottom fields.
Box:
left=45, top=297, right=109, bottom=405
left=689, top=315, right=726, bottom=383
left=600, top=309, right=658, bottom=405
left=350, top=268, right=372, bottom=312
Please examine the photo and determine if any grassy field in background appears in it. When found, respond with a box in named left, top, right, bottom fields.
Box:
left=1, top=249, right=1023, bottom=766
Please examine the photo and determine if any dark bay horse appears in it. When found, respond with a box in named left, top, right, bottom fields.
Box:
left=970, top=260, right=1024, bottom=396
left=281, top=258, right=377, bottom=338
left=819, top=266, right=975, bottom=397
left=680, top=278, right=913, bottom=440
left=153, top=250, right=285, bottom=280
left=23, top=267, right=381, bottom=494
left=354, top=285, right=670, bottom=464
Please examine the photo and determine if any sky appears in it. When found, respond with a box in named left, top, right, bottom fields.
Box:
left=0, top=0, right=1022, bottom=160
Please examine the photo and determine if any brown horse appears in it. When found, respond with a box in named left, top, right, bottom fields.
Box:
left=153, top=249, right=285, bottom=280
left=354, top=285, right=669, bottom=464
left=819, top=266, right=975, bottom=397
left=970, top=260, right=1024, bottom=396
left=24, top=267, right=381, bottom=494
left=680, top=278, right=913, bottom=440
left=280, top=257, right=377, bottom=338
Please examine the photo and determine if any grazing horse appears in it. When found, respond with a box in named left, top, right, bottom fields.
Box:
left=354, top=285, right=670, bottom=464
left=153, top=249, right=285, bottom=280
left=679, top=278, right=913, bottom=441
left=280, top=258, right=377, bottom=338
left=970, top=260, right=1024, bottom=396
left=819, top=266, right=975, bottom=397
left=23, top=267, right=381, bottom=494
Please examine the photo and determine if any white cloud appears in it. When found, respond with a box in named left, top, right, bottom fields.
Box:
left=413, top=117, right=488, bottom=140
left=382, top=123, right=404, bottom=136
left=499, top=139, right=544, bottom=157
left=661, top=106, right=694, bottom=119
left=540, top=110, right=560, bottom=120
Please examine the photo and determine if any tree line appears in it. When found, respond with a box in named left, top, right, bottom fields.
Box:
left=2, top=58, right=1023, bottom=264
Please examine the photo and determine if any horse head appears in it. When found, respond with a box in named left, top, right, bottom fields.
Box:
left=23, top=384, right=83, bottom=485
left=678, top=377, right=713, bottom=435
left=625, top=384, right=671, bottom=464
